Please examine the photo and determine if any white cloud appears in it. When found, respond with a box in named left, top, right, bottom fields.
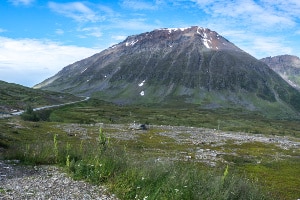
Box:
left=251, top=37, right=292, bottom=58
left=111, top=18, right=159, bottom=31
left=9, top=0, right=35, bottom=6
left=97, top=5, right=117, bottom=17
left=112, top=35, right=127, bottom=40
left=262, top=0, right=300, bottom=17
left=55, top=29, right=64, bottom=35
left=219, top=29, right=292, bottom=58
left=0, top=37, right=100, bottom=86
left=48, top=1, right=102, bottom=22
left=191, top=0, right=296, bottom=29
left=78, top=27, right=102, bottom=38
left=121, top=0, right=162, bottom=10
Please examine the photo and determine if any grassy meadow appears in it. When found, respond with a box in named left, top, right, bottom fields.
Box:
left=0, top=98, right=299, bottom=199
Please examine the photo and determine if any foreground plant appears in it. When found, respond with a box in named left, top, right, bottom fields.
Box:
left=53, top=134, right=59, bottom=163
left=222, top=164, right=229, bottom=184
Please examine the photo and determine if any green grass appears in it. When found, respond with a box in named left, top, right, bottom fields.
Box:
left=243, top=159, right=300, bottom=200
left=0, top=80, right=82, bottom=113
left=110, top=161, right=269, bottom=200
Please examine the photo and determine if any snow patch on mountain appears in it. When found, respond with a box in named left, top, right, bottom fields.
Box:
left=202, top=32, right=211, bottom=49
left=196, top=27, right=206, bottom=34
left=81, top=67, right=88, bottom=74
left=138, top=80, right=146, bottom=87
left=195, top=27, right=211, bottom=49
left=126, top=40, right=139, bottom=46
left=159, top=28, right=189, bottom=34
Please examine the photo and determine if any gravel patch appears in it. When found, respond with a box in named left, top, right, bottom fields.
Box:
left=153, top=125, right=300, bottom=150
left=0, top=160, right=118, bottom=200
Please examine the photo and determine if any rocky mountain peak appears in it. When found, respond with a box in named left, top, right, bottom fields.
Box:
left=261, top=55, right=300, bottom=69
left=261, top=55, right=300, bottom=90
left=112, top=26, right=242, bottom=52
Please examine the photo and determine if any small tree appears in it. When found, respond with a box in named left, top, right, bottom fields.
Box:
left=98, top=128, right=109, bottom=152
left=21, top=105, right=39, bottom=121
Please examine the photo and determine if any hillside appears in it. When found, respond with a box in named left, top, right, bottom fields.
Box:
left=34, top=26, right=300, bottom=118
left=0, top=80, right=82, bottom=113
left=261, top=55, right=300, bottom=90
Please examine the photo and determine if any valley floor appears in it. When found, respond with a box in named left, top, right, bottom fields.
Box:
left=1, top=118, right=299, bottom=199
left=63, top=123, right=300, bottom=166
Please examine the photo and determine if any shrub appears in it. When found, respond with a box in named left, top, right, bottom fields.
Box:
left=21, top=105, right=39, bottom=121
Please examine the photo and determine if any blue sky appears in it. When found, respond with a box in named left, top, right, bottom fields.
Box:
left=1, top=0, right=300, bottom=87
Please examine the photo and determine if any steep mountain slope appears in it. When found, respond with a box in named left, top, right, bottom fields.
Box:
left=0, top=80, right=82, bottom=113
left=261, top=55, right=300, bottom=90
left=35, top=26, right=300, bottom=118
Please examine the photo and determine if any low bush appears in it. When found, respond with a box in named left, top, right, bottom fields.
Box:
left=20, top=105, right=39, bottom=122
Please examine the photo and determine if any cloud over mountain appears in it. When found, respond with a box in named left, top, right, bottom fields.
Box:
left=0, top=37, right=99, bottom=86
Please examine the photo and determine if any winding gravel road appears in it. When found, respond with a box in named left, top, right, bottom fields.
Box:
left=0, top=97, right=90, bottom=118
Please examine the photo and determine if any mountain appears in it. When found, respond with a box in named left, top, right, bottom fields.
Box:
left=261, top=55, right=300, bottom=90
left=34, top=26, right=300, bottom=118
left=0, top=80, right=82, bottom=114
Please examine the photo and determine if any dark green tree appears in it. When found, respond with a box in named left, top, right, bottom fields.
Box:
left=21, top=105, right=39, bottom=121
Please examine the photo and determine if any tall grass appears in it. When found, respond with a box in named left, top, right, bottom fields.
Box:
left=110, top=161, right=270, bottom=200
left=4, top=128, right=270, bottom=200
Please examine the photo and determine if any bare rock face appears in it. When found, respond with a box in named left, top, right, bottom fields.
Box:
left=261, top=55, right=300, bottom=90
left=34, top=26, right=300, bottom=117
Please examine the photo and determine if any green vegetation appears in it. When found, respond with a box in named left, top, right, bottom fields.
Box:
left=1, top=98, right=299, bottom=199
left=289, top=75, right=300, bottom=88
left=20, top=105, right=39, bottom=121
left=43, top=98, right=300, bottom=138
left=0, top=80, right=82, bottom=113
left=243, top=159, right=300, bottom=199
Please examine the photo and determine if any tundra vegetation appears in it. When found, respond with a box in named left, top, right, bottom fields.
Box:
left=0, top=80, right=82, bottom=114
left=1, top=98, right=299, bottom=200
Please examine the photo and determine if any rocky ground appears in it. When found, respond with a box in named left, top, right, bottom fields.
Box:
left=0, top=160, right=118, bottom=200
left=55, top=123, right=300, bottom=166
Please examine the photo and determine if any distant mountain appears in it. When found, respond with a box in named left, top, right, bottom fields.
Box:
left=0, top=80, right=82, bottom=113
left=261, top=55, right=300, bottom=90
left=35, top=26, right=300, bottom=118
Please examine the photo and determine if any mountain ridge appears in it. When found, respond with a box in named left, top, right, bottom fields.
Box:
left=261, top=55, right=300, bottom=90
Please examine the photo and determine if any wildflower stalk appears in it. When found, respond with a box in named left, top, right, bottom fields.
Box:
left=80, top=140, right=83, bottom=154
left=222, top=165, right=229, bottom=184
left=53, top=134, right=59, bottom=163
left=66, top=155, right=70, bottom=168
left=25, top=144, right=30, bottom=156
left=66, top=142, right=71, bottom=155
left=98, top=127, right=107, bottom=152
